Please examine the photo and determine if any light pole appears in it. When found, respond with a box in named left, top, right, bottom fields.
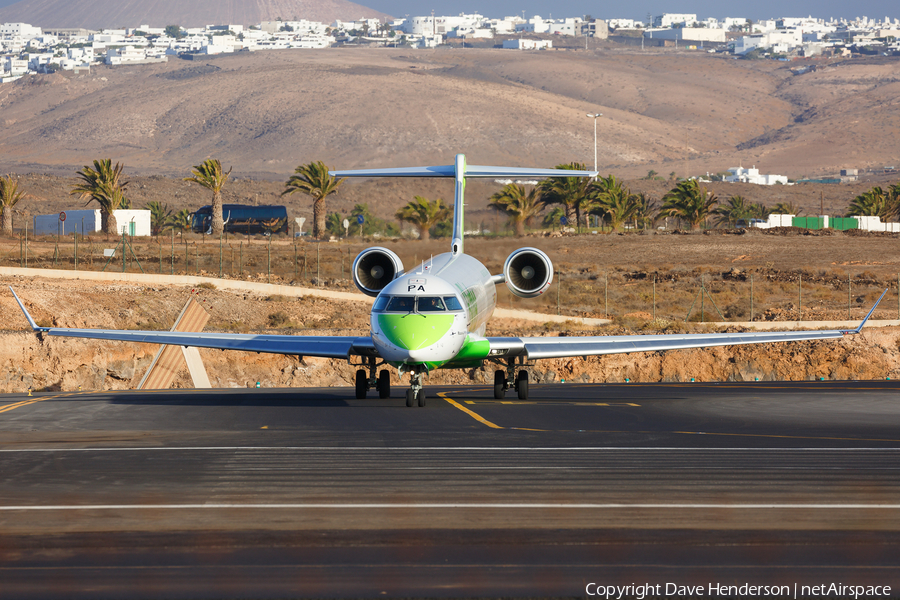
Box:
left=586, top=112, right=602, bottom=174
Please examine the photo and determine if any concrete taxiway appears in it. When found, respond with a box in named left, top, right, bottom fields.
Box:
left=1, top=382, right=899, bottom=598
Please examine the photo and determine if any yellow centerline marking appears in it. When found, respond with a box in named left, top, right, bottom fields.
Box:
left=0, top=390, right=95, bottom=415
left=438, top=392, right=504, bottom=429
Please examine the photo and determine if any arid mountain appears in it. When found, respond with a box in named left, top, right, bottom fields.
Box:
left=0, top=0, right=389, bottom=29
left=0, top=48, right=898, bottom=183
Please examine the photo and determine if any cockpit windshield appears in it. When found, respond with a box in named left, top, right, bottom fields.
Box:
left=386, top=296, right=415, bottom=312
left=373, top=295, right=465, bottom=313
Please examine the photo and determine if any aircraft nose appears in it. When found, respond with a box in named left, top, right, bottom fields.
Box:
left=377, top=314, right=455, bottom=351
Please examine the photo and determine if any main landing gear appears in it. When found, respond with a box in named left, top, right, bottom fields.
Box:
left=355, top=357, right=391, bottom=400
left=493, top=358, right=530, bottom=400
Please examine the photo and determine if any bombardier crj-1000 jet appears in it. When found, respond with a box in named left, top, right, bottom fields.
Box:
left=11, top=155, right=886, bottom=407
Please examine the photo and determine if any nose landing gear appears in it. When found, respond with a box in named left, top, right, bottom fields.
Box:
left=405, top=369, right=426, bottom=407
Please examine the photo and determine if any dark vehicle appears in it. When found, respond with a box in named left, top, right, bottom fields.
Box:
left=191, top=205, right=289, bottom=235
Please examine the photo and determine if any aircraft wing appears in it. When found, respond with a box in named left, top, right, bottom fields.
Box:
left=9, top=287, right=376, bottom=360
left=486, top=289, right=887, bottom=360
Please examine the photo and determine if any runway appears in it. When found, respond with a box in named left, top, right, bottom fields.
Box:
left=1, top=382, right=899, bottom=598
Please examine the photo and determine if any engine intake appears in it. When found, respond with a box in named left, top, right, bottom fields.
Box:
left=352, top=247, right=404, bottom=297
left=503, top=247, right=553, bottom=298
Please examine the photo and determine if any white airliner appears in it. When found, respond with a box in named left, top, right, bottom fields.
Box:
left=11, top=155, right=886, bottom=407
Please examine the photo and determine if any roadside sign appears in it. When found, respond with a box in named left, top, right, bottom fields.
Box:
left=59, top=211, right=66, bottom=222
left=357, top=215, right=364, bottom=224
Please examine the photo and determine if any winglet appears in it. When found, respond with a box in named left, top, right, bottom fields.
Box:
left=843, top=288, right=888, bottom=334
left=9, top=287, right=46, bottom=332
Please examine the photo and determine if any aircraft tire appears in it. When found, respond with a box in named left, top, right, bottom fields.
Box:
left=517, top=370, right=529, bottom=400
left=355, top=369, right=367, bottom=399
left=406, top=388, right=415, bottom=407
left=378, top=370, right=390, bottom=399
left=417, top=389, right=426, bottom=407
left=493, top=370, right=506, bottom=399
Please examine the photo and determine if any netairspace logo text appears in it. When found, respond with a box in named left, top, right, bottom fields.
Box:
left=584, top=582, right=892, bottom=599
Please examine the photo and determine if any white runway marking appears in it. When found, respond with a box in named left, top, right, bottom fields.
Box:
left=1, top=503, right=899, bottom=511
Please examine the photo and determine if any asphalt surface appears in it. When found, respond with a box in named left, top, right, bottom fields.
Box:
left=1, top=381, right=900, bottom=599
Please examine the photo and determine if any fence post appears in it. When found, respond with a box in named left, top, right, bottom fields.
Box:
left=170, top=230, right=174, bottom=275
left=604, top=271, right=608, bottom=318
left=653, top=275, right=656, bottom=320
left=700, top=276, right=705, bottom=322
left=293, top=242, right=297, bottom=281
left=239, top=241, right=243, bottom=276
left=798, top=274, right=802, bottom=322
left=74, top=231, right=78, bottom=271
left=848, top=272, right=851, bottom=320
left=219, top=233, right=223, bottom=278
left=158, top=240, right=161, bottom=274
left=316, top=243, right=320, bottom=287
left=556, top=269, right=560, bottom=315
left=750, top=274, right=754, bottom=322
left=267, top=236, right=271, bottom=284
left=122, top=231, right=126, bottom=273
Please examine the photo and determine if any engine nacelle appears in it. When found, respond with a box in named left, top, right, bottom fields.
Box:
left=503, top=247, right=553, bottom=298
left=352, top=247, right=404, bottom=297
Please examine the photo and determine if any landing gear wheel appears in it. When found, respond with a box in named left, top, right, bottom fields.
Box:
left=417, top=388, right=426, bottom=407
left=355, top=369, right=367, bottom=399
left=494, top=370, right=506, bottom=399
left=406, top=388, right=415, bottom=407
left=377, top=370, right=390, bottom=399
left=516, top=370, right=529, bottom=400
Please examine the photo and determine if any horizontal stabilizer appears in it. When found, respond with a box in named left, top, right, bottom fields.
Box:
left=330, top=164, right=598, bottom=179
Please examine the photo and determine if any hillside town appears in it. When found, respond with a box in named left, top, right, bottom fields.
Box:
left=2, top=10, right=900, bottom=81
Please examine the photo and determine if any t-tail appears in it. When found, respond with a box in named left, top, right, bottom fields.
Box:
left=330, top=154, right=598, bottom=255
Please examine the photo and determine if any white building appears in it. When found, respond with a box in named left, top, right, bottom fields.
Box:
left=724, top=166, right=788, bottom=185
left=0, top=22, right=41, bottom=39
left=733, top=28, right=804, bottom=54
left=644, top=28, right=726, bottom=43
left=607, top=19, right=642, bottom=29
left=652, top=13, right=697, bottom=28
left=502, top=38, right=552, bottom=50
left=33, top=209, right=151, bottom=236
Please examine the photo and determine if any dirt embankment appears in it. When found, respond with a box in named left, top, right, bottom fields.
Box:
left=2, top=275, right=898, bottom=393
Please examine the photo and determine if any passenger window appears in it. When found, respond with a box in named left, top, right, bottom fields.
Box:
left=372, top=296, right=390, bottom=312
left=444, top=296, right=463, bottom=311
left=386, top=296, right=415, bottom=312
left=417, top=297, right=446, bottom=312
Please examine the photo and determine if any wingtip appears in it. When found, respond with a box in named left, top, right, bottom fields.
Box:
left=9, top=286, right=42, bottom=332
left=846, top=288, right=888, bottom=334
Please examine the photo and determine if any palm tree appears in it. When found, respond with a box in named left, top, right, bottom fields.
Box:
left=170, top=209, right=192, bottom=234
left=145, top=201, right=173, bottom=236
left=282, top=161, right=345, bottom=240
left=886, top=184, right=900, bottom=221
left=592, top=175, right=636, bottom=231
left=542, top=206, right=566, bottom=230
left=488, top=184, right=544, bottom=236
left=749, top=202, right=770, bottom=220
left=0, top=174, right=25, bottom=236
left=772, top=201, right=802, bottom=216
left=395, top=196, right=450, bottom=241
left=537, top=162, right=596, bottom=230
left=631, top=192, right=658, bottom=230
left=70, top=159, right=129, bottom=235
left=658, top=179, right=718, bottom=230
left=325, top=212, right=345, bottom=237
left=848, top=187, right=889, bottom=218
left=713, top=195, right=752, bottom=227
left=184, top=159, right=231, bottom=236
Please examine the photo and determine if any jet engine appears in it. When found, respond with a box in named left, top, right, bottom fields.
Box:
left=352, top=247, right=404, bottom=297
left=503, top=247, right=553, bottom=298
